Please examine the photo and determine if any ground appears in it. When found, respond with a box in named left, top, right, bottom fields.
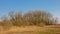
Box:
left=0, top=25, right=60, bottom=34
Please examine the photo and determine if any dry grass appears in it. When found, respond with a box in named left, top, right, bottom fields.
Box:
left=0, top=25, right=60, bottom=34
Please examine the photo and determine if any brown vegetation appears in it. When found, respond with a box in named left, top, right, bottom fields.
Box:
left=0, top=10, right=58, bottom=27
left=0, top=10, right=59, bottom=34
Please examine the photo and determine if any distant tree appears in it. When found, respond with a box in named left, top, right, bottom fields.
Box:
left=24, top=10, right=56, bottom=26
left=9, top=11, right=24, bottom=26
left=9, top=11, right=15, bottom=21
left=14, top=11, right=24, bottom=26
left=8, top=10, right=58, bottom=26
left=52, top=17, right=58, bottom=24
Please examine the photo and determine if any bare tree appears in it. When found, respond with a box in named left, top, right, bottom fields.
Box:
left=24, top=10, right=56, bottom=26
left=9, top=11, right=24, bottom=26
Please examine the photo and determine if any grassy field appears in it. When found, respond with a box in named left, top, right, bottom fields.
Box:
left=0, top=25, right=60, bottom=34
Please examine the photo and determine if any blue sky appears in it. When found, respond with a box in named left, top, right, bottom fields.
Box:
left=0, top=0, right=60, bottom=18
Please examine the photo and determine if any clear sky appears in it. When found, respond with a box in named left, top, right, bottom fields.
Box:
left=0, top=0, right=60, bottom=18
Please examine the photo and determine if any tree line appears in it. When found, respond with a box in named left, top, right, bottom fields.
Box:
left=0, top=10, right=58, bottom=27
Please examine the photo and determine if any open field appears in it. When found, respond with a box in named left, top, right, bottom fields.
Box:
left=0, top=25, right=60, bottom=34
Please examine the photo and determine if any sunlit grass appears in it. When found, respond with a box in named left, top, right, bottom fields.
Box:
left=0, top=26, right=60, bottom=34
